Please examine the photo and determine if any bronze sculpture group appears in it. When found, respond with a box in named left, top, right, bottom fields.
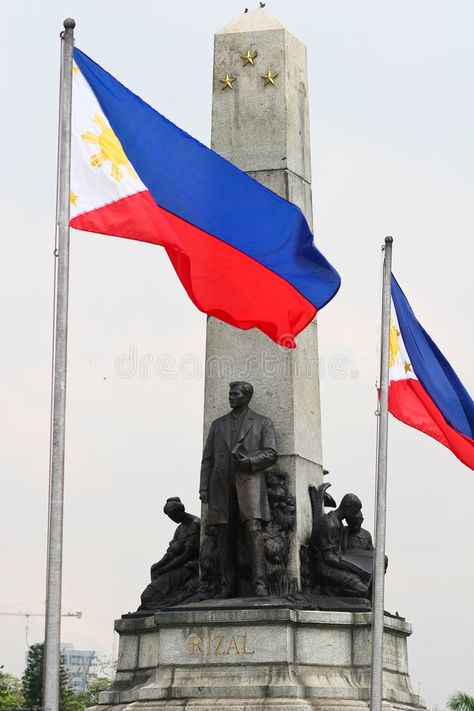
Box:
left=134, top=382, right=381, bottom=613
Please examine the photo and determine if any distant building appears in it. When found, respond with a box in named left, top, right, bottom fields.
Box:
left=60, top=643, right=98, bottom=692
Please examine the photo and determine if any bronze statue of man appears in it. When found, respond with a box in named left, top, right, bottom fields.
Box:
left=200, top=381, right=277, bottom=598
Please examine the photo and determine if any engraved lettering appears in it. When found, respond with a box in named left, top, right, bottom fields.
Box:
left=190, top=636, right=202, bottom=655
left=214, top=635, right=225, bottom=655
left=226, top=636, right=240, bottom=655
left=187, top=634, right=255, bottom=657
left=241, top=635, right=255, bottom=655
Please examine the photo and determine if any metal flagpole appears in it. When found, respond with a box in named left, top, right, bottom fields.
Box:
left=43, top=18, right=75, bottom=711
left=370, top=235, right=393, bottom=711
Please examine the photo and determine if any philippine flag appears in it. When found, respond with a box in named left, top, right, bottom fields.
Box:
left=389, top=275, right=474, bottom=470
left=70, top=49, right=341, bottom=348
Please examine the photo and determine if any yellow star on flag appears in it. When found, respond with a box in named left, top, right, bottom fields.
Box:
left=70, top=191, right=79, bottom=205
left=404, top=361, right=413, bottom=374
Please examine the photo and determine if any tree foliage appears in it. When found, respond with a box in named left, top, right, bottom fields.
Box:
left=21, top=643, right=80, bottom=711
left=0, top=670, right=25, bottom=711
left=12, top=643, right=114, bottom=711
left=22, top=644, right=43, bottom=710
left=448, top=692, right=474, bottom=711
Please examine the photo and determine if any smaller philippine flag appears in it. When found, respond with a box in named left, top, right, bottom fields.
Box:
left=389, top=275, right=474, bottom=470
left=69, top=49, right=341, bottom=348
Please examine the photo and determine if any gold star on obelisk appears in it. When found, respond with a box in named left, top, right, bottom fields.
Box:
left=241, top=50, right=257, bottom=66
left=70, top=191, right=79, bottom=205
left=262, top=69, right=278, bottom=86
left=404, top=361, right=412, bottom=374
left=220, top=73, right=236, bottom=90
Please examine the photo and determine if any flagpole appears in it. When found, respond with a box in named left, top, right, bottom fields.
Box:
left=370, top=235, right=393, bottom=711
left=43, top=18, right=75, bottom=711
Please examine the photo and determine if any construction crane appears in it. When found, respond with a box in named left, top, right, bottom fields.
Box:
left=0, top=610, right=82, bottom=648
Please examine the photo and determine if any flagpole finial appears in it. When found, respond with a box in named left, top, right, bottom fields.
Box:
left=385, top=235, right=393, bottom=244
left=63, top=18, right=75, bottom=29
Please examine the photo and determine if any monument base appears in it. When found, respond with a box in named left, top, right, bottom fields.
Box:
left=124, top=594, right=372, bottom=618
left=96, top=608, right=425, bottom=711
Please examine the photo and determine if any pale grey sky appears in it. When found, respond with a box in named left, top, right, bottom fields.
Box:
left=1, top=1, right=473, bottom=708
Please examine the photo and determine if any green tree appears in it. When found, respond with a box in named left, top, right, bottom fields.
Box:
left=448, top=692, right=474, bottom=711
left=22, top=644, right=43, bottom=710
left=0, top=670, right=25, bottom=711
left=22, top=643, right=79, bottom=711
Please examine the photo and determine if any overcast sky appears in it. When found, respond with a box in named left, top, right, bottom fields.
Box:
left=1, top=1, right=473, bottom=708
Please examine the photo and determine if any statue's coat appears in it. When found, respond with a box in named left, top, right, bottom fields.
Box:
left=200, top=408, right=277, bottom=525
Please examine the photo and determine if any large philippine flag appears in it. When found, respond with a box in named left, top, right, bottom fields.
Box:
left=389, top=275, right=474, bottom=470
left=70, top=48, right=340, bottom=348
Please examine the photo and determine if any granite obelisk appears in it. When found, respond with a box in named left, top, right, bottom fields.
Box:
left=203, top=7, right=322, bottom=590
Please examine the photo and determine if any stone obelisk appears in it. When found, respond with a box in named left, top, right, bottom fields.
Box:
left=204, top=7, right=321, bottom=589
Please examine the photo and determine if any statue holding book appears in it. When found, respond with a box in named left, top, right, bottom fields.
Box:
left=308, top=484, right=376, bottom=600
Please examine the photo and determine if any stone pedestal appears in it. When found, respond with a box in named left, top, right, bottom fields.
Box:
left=96, top=609, right=425, bottom=711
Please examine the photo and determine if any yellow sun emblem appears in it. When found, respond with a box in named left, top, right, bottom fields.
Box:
left=389, top=317, right=400, bottom=368
left=81, top=114, right=137, bottom=182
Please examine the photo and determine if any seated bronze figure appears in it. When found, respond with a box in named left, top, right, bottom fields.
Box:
left=137, top=497, right=200, bottom=611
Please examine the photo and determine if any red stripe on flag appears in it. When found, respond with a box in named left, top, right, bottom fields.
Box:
left=70, top=191, right=316, bottom=346
left=389, top=379, right=474, bottom=469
